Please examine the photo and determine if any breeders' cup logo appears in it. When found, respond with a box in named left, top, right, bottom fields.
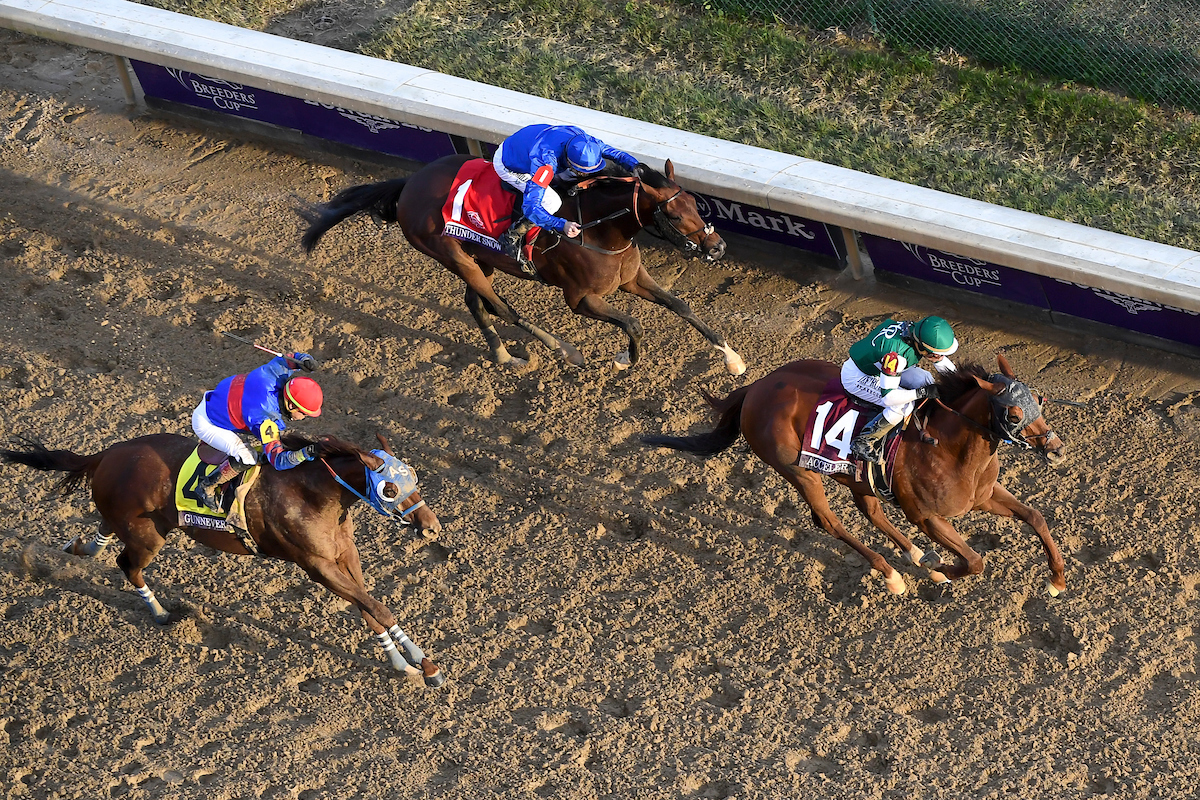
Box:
left=167, top=69, right=257, bottom=112
left=304, top=101, right=433, bottom=135
left=1054, top=279, right=1198, bottom=316
left=467, top=210, right=485, bottom=229
left=903, top=243, right=1001, bottom=288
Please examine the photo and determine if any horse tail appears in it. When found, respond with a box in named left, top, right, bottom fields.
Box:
left=0, top=437, right=103, bottom=496
left=642, top=386, right=749, bottom=456
left=300, top=177, right=409, bottom=253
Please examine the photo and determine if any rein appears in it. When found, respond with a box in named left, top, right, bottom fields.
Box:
left=319, top=457, right=426, bottom=524
left=931, top=390, right=1056, bottom=450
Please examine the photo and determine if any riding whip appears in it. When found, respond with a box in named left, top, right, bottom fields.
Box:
left=219, top=330, right=283, bottom=358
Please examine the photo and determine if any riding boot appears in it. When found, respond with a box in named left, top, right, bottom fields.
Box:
left=195, top=458, right=250, bottom=512
left=851, top=412, right=898, bottom=464
left=500, top=216, right=536, bottom=275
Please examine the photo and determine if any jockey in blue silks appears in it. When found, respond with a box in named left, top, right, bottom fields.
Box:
left=493, top=124, right=640, bottom=271
left=191, top=353, right=324, bottom=511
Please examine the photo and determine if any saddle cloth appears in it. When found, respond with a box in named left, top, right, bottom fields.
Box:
left=799, top=379, right=902, bottom=489
left=175, top=447, right=261, bottom=538
left=441, top=158, right=541, bottom=250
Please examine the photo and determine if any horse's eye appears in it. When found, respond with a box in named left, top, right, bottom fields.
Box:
left=1008, top=409, right=1022, bottom=424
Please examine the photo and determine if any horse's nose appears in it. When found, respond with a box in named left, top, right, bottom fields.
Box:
left=707, top=237, right=727, bottom=261
left=1045, top=438, right=1067, bottom=466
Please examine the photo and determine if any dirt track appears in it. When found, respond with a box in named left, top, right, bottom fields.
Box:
left=4, top=31, right=1200, bottom=800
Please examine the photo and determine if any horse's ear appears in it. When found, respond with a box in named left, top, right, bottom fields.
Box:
left=375, top=433, right=395, bottom=456
left=972, top=374, right=1003, bottom=394
left=664, top=159, right=675, bottom=181
left=996, top=352, right=1016, bottom=379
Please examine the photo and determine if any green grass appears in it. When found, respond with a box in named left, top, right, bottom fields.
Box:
left=133, top=0, right=1200, bottom=251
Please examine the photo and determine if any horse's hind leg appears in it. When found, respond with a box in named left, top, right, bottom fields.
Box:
left=849, top=493, right=949, bottom=585
left=464, top=287, right=523, bottom=367
left=63, top=520, right=115, bottom=557
left=778, top=465, right=907, bottom=595
left=304, top=555, right=443, bottom=686
left=574, top=293, right=644, bottom=370
left=113, top=521, right=171, bottom=624
left=620, top=265, right=746, bottom=375
left=979, top=483, right=1066, bottom=596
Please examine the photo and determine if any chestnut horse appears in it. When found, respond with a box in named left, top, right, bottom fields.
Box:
left=644, top=354, right=1068, bottom=596
left=300, top=155, right=745, bottom=375
left=0, top=432, right=446, bottom=686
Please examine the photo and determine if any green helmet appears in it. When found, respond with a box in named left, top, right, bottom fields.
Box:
left=912, top=316, right=958, bottom=355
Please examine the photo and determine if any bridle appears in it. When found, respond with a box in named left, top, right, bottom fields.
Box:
left=564, top=175, right=715, bottom=257
left=932, top=375, right=1056, bottom=450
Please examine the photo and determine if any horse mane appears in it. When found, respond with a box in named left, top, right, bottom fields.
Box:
left=634, top=163, right=672, bottom=189
left=934, top=362, right=989, bottom=404
left=279, top=433, right=366, bottom=461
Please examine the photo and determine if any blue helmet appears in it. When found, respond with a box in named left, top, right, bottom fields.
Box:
left=565, top=135, right=605, bottom=174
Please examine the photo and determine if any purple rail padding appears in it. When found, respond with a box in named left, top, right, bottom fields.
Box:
left=862, top=233, right=1051, bottom=309
left=130, top=60, right=458, bottom=163
left=1040, top=278, right=1200, bottom=349
left=693, top=193, right=841, bottom=260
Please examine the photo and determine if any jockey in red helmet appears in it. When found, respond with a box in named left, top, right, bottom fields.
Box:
left=191, top=352, right=324, bottom=511
left=841, top=315, right=960, bottom=463
left=493, top=124, right=641, bottom=273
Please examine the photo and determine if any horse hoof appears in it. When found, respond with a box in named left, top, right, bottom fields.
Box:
left=421, top=658, right=445, bottom=688
left=558, top=342, right=585, bottom=367
left=920, top=551, right=944, bottom=569
left=885, top=573, right=907, bottom=595
left=152, top=612, right=172, bottom=626
left=612, top=352, right=632, bottom=371
left=1045, top=580, right=1064, bottom=598
left=715, top=344, right=746, bottom=376
left=929, top=571, right=950, bottom=585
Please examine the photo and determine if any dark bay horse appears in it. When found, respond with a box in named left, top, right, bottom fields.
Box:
left=644, top=354, right=1068, bottom=596
left=0, top=432, right=446, bottom=686
left=300, top=155, right=746, bottom=375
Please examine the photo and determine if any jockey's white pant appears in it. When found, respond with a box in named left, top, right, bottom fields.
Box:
left=192, top=401, right=257, bottom=466
left=492, top=143, right=562, bottom=214
left=841, top=360, right=935, bottom=425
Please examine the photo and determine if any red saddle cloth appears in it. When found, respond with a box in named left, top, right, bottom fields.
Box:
left=798, top=379, right=901, bottom=478
left=441, top=158, right=541, bottom=250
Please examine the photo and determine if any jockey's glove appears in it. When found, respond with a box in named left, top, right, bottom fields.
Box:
left=914, top=385, right=940, bottom=401
left=300, top=444, right=318, bottom=461
left=288, top=352, right=318, bottom=372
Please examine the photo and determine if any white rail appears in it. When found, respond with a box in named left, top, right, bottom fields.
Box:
left=4, top=0, right=1200, bottom=313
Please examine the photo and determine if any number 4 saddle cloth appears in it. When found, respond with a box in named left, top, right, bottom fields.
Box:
left=175, top=446, right=263, bottom=551
left=440, top=158, right=542, bottom=251
left=799, top=379, right=904, bottom=500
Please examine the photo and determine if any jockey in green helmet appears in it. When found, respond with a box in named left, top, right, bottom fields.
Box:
left=841, top=315, right=959, bottom=463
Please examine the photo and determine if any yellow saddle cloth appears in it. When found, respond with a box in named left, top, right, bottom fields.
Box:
left=175, top=448, right=261, bottom=532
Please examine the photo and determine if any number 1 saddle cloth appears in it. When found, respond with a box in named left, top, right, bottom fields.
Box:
left=440, top=158, right=542, bottom=250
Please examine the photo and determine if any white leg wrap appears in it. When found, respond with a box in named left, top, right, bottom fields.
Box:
left=135, top=584, right=169, bottom=622
left=388, top=624, right=425, bottom=668
left=82, top=531, right=114, bottom=556
left=375, top=631, right=407, bottom=671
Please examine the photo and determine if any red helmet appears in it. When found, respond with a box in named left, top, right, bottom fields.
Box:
left=283, top=376, right=323, bottom=417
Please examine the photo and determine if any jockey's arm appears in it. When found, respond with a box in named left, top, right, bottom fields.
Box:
left=521, top=181, right=567, bottom=233
left=256, top=419, right=315, bottom=470
left=600, top=143, right=640, bottom=171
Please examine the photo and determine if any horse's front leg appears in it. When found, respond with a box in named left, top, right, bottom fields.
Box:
left=303, top=553, right=444, bottom=687
left=913, top=515, right=984, bottom=583
left=849, top=492, right=950, bottom=585
left=619, top=265, right=746, bottom=375
left=978, top=483, right=1066, bottom=596
left=573, top=293, right=644, bottom=370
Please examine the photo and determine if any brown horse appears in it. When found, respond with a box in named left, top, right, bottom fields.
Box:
left=300, top=155, right=746, bottom=375
left=644, top=354, right=1068, bottom=596
left=0, top=432, right=446, bottom=686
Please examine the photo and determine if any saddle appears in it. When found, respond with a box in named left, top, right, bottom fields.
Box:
left=441, top=158, right=542, bottom=253
left=176, top=446, right=263, bottom=555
